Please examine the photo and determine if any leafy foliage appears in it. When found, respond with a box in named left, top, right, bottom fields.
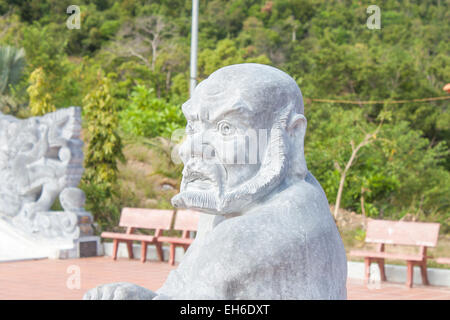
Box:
left=0, top=45, right=25, bottom=114
left=0, top=0, right=448, bottom=231
left=120, top=84, right=185, bottom=138
left=143, top=136, right=183, bottom=181
left=306, top=103, right=449, bottom=226
left=198, top=38, right=270, bottom=79
left=27, top=67, right=55, bottom=116
left=0, top=45, right=25, bottom=95
left=83, top=74, right=125, bottom=188
left=82, top=74, right=125, bottom=229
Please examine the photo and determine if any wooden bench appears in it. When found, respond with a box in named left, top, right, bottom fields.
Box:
left=101, top=208, right=174, bottom=263
left=349, top=219, right=440, bottom=287
left=157, top=209, right=200, bottom=265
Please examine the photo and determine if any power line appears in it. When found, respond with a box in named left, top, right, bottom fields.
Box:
left=305, top=96, right=450, bottom=105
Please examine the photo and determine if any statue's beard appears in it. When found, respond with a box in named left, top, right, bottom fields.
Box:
left=172, top=127, right=290, bottom=215
left=172, top=161, right=225, bottom=214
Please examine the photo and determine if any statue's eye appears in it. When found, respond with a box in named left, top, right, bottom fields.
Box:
left=217, top=121, right=235, bottom=136
left=186, top=121, right=195, bottom=135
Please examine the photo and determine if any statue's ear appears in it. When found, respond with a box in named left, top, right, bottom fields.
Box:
left=287, top=113, right=308, bottom=179
left=287, top=113, right=307, bottom=138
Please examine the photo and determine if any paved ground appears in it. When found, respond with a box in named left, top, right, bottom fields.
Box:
left=0, top=257, right=449, bottom=300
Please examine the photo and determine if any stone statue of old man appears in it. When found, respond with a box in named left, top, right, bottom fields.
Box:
left=84, top=63, right=347, bottom=300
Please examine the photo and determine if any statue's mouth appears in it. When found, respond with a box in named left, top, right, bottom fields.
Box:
left=179, top=160, right=228, bottom=203
left=183, top=171, right=216, bottom=191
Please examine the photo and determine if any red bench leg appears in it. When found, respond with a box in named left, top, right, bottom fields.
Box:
left=112, top=239, right=119, bottom=260
left=155, top=242, right=164, bottom=262
left=406, top=261, right=414, bottom=288
left=169, top=244, right=176, bottom=265
left=377, top=259, right=387, bottom=282
left=126, top=241, right=134, bottom=259
left=364, top=257, right=371, bottom=284
left=420, top=262, right=429, bottom=285
left=141, top=241, right=147, bottom=263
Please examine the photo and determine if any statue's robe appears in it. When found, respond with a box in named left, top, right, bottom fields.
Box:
left=157, top=172, right=347, bottom=299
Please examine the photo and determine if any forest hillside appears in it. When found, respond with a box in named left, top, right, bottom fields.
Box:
left=0, top=0, right=448, bottom=233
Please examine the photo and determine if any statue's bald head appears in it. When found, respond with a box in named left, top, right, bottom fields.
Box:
left=186, top=63, right=304, bottom=128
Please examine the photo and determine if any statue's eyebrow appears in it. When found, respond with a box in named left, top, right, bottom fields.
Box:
left=211, top=101, right=253, bottom=122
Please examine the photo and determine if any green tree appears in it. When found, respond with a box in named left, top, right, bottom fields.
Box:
left=21, top=22, right=82, bottom=109
left=119, top=84, right=185, bottom=138
left=27, top=67, right=55, bottom=116
left=198, top=38, right=270, bottom=79
left=82, top=74, right=125, bottom=229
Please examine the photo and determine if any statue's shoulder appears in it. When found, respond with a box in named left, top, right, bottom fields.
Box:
left=202, top=172, right=333, bottom=255
left=245, top=172, right=330, bottom=217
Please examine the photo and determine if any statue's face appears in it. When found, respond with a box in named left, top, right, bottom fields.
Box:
left=173, top=86, right=271, bottom=214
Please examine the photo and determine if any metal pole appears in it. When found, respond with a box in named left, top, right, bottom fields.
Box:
left=190, top=0, right=199, bottom=97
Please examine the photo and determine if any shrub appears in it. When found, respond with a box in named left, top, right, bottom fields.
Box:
left=119, top=85, right=185, bottom=138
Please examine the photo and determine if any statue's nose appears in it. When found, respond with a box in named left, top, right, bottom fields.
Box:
left=179, top=133, right=216, bottom=162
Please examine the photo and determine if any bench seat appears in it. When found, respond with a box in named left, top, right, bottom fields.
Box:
left=157, top=236, right=194, bottom=245
left=436, top=257, right=450, bottom=265
left=101, top=232, right=156, bottom=242
left=350, top=250, right=423, bottom=262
